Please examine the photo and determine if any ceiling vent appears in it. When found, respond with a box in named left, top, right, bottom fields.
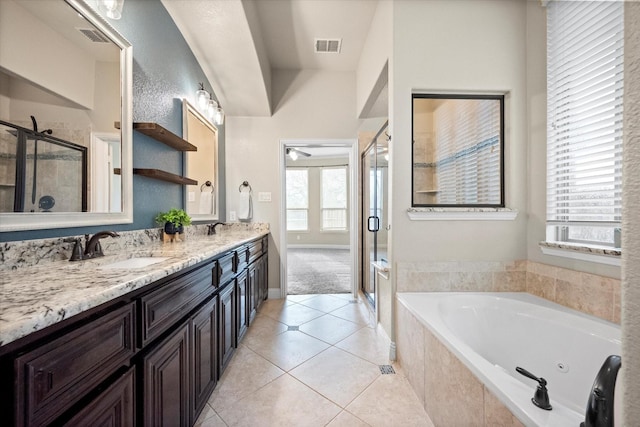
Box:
left=314, top=38, right=342, bottom=54
left=77, top=28, right=111, bottom=43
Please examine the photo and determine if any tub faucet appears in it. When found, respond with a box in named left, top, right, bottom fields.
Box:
left=581, top=355, right=621, bottom=427
left=516, top=367, right=552, bottom=410
left=207, top=222, right=225, bottom=235
left=84, top=231, right=119, bottom=259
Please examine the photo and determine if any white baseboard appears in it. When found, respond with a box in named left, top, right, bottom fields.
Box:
left=287, top=244, right=350, bottom=250
left=268, top=288, right=282, bottom=299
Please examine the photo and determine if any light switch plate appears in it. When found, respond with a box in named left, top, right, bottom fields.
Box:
left=258, top=192, right=272, bottom=202
left=229, top=211, right=237, bottom=221
left=188, top=191, right=195, bottom=202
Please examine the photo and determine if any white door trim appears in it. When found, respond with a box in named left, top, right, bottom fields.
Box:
left=279, top=139, right=359, bottom=299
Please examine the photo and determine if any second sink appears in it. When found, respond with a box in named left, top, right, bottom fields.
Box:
left=99, top=257, right=170, bottom=270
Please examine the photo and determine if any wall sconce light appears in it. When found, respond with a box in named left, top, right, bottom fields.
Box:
left=196, top=83, right=210, bottom=113
left=98, top=0, right=124, bottom=20
left=207, top=96, right=217, bottom=122
left=213, top=102, right=225, bottom=126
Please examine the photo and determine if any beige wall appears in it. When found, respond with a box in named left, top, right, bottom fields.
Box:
left=0, top=0, right=96, bottom=109
left=391, top=0, right=529, bottom=264
left=356, top=0, right=392, bottom=118
left=225, top=69, right=360, bottom=292
left=622, top=2, right=640, bottom=424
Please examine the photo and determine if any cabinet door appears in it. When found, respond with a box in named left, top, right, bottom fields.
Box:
left=248, top=262, right=258, bottom=322
left=63, top=367, right=135, bottom=427
left=218, top=282, right=236, bottom=374
left=191, top=297, right=218, bottom=422
left=236, top=270, right=248, bottom=342
left=15, top=303, right=135, bottom=427
left=143, top=323, right=190, bottom=427
left=258, top=254, right=269, bottom=304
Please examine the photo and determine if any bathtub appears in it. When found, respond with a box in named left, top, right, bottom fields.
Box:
left=396, top=292, right=622, bottom=426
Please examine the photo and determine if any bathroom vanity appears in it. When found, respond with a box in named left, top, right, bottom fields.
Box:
left=0, top=230, right=269, bottom=426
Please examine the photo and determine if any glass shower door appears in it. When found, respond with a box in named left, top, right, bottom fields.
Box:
left=361, top=122, right=388, bottom=307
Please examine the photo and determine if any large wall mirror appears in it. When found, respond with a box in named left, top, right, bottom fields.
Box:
left=412, top=94, right=504, bottom=207
left=0, top=0, right=132, bottom=231
left=183, top=100, right=218, bottom=221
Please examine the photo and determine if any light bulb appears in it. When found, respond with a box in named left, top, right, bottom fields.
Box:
left=289, top=149, right=298, bottom=161
left=196, top=84, right=209, bottom=113
left=208, top=99, right=217, bottom=121
left=98, top=0, right=123, bottom=19
left=214, top=105, right=224, bottom=126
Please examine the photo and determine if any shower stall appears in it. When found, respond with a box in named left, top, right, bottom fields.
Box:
left=0, top=119, right=87, bottom=213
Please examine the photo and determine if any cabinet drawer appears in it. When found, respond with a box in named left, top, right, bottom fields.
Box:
left=247, top=239, right=264, bottom=264
left=235, top=246, right=249, bottom=272
left=63, top=366, right=135, bottom=427
left=214, top=252, right=235, bottom=287
left=15, top=303, right=136, bottom=427
left=140, top=264, right=213, bottom=346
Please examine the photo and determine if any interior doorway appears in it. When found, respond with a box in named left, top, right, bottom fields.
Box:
left=279, top=139, right=359, bottom=298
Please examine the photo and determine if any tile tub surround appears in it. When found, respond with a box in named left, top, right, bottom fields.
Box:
left=396, top=260, right=621, bottom=323
left=396, top=301, right=524, bottom=427
left=0, top=224, right=268, bottom=347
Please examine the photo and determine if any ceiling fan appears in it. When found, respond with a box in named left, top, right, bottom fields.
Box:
left=286, top=147, right=311, bottom=161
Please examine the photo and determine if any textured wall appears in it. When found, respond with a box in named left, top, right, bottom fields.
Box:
left=1, top=0, right=224, bottom=242
left=622, top=2, right=640, bottom=424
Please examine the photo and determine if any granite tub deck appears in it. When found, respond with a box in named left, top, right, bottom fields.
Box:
left=0, top=228, right=268, bottom=348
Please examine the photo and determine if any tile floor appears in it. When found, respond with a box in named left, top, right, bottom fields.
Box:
left=194, top=293, right=435, bottom=427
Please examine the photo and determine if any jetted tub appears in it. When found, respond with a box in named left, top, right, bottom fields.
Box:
left=396, top=292, right=622, bottom=426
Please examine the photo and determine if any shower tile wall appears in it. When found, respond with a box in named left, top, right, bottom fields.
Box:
left=396, top=260, right=620, bottom=324
left=3, top=120, right=90, bottom=213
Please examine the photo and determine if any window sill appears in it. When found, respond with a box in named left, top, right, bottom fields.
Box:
left=539, top=241, right=621, bottom=266
left=406, top=207, right=518, bottom=221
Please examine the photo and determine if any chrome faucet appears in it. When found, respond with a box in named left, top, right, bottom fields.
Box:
left=83, top=231, right=120, bottom=259
left=207, top=222, right=225, bottom=235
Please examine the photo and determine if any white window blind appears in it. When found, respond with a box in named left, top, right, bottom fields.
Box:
left=433, top=98, right=502, bottom=205
left=546, top=0, right=623, bottom=247
left=321, top=167, right=347, bottom=230
left=286, top=169, right=309, bottom=231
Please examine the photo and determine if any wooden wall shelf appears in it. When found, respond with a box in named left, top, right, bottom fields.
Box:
left=133, top=122, right=197, bottom=151
left=133, top=169, right=198, bottom=186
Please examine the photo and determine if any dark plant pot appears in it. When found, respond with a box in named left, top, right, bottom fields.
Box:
left=164, top=222, right=184, bottom=235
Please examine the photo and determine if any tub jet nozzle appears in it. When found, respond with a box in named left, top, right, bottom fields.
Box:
left=516, top=366, right=552, bottom=411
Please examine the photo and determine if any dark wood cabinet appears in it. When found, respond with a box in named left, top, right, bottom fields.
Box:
left=14, top=303, right=135, bottom=427
left=63, top=367, right=135, bottom=427
left=191, top=297, right=218, bottom=422
left=218, top=282, right=236, bottom=374
left=139, top=262, right=214, bottom=347
left=236, top=269, right=249, bottom=342
left=4, top=235, right=268, bottom=427
left=143, top=322, right=190, bottom=427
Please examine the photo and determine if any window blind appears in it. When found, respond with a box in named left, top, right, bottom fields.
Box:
left=546, top=0, right=623, bottom=246
left=434, top=99, right=502, bottom=205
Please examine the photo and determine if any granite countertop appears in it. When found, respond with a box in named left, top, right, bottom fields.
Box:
left=0, top=229, right=268, bottom=348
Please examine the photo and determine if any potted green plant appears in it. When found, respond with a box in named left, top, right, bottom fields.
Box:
left=155, top=208, right=192, bottom=235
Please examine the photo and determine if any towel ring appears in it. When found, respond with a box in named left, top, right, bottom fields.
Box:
left=200, top=181, right=214, bottom=193
left=239, top=181, right=252, bottom=193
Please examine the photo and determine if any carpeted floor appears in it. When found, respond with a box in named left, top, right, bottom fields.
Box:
left=287, top=248, right=352, bottom=295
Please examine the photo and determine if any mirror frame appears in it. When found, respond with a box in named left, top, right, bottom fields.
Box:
left=411, top=93, right=505, bottom=208
left=182, top=99, right=219, bottom=222
left=0, top=0, right=133, bottom=232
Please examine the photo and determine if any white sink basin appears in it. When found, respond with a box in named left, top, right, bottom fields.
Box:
left=99, top=257, right=170, bottom=270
